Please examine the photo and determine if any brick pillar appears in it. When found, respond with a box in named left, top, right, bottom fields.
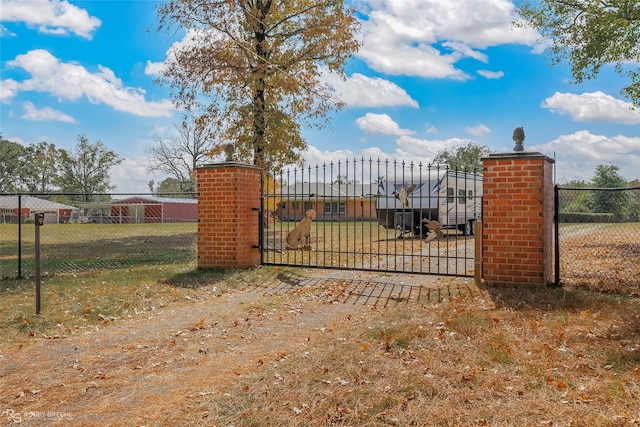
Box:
left=481, top=152, right=555, bottom=286
left=196, top=163, right=262, bottom=269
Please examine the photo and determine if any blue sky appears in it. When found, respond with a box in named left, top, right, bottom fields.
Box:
left=1, top=0, right=639, bottom=192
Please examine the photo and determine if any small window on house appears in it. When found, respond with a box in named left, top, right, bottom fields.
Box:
left=324, top=202, right=346, bottom=215
left=304, top=202, right=313, bottom=211
left=279, top=202, right=286, bottom=209
left=292, top=201, right=300, bottom=210
left=447, top=187, right=454, bottom=203
left=468, top=190, right=473, bottom=197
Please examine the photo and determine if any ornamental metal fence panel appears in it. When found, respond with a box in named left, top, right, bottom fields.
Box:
left=260, top=159, right=483, bottom=277
left=0, top=193, right=197, bottom=280
left=555, top=186, right=640, bottom=293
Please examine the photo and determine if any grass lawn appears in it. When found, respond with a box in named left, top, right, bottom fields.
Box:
left=0, top=223, right=197, bottom=278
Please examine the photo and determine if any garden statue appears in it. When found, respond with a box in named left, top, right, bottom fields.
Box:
left=286, top=209, right=316, bottom=250
left=422, top=219, right=444, bottom=242
left=393, top=183, right=417, bottom=208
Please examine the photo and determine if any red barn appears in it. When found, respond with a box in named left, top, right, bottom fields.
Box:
left=110, top=196, right=197, bottom=223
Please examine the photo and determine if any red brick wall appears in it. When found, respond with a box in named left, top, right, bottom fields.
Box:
left=482, top=153, right=555, bottom=286
left=196, top=164, right=262, bottom=269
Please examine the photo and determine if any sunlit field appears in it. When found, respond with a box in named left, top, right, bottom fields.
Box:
left=0, top=222, right=197, bottom=278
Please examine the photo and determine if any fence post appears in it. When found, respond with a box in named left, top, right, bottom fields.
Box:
left=474, top=221, right=483, bottom=286
left=18, top=194, right=22, bottom=278
left=34, top=212, right=44, bottom=314
left=481, top=152, right=555, bottom=286
left=554, top=184, right=560, bottom=286
left=195, top=163, right=262, bottom=269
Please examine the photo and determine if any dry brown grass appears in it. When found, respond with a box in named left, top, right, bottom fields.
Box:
left=201, top=282, right=640, bottom=427
left=560, top=222, right=640, bottom=294
left=2, top=268, right=640, bottom=426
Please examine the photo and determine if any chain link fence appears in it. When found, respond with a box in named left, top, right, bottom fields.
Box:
left=556, top=186, right=640, bottom=293
left=0, top=193, right=197, bottom=279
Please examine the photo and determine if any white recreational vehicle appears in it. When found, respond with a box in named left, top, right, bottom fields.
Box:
left=376, top=170, right=483, bottom=237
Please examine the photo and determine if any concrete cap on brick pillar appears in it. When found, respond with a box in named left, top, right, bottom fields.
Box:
left=483, top=152, right=555, bottom=163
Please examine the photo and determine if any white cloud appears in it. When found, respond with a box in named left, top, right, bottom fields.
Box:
left=478, top=70, right=504, bottom=79
left=425, top=123, right=438, bottom=133
left=22, top=101, right=75, bottom=123
left=542, top=91, right=640, bottom=124
left=6, top=49, right=175, bottom=117
left=322, top=71, right=419, bottom=108
left=0, top=78, right=20, bottom=101
left=110, top=158, right=167, bottom=193
left=442, top=41, right=488, bottom=63
left=303, top=145, right=357, bottom=167
left=355, top=0, right=540, bottom=79
left=530, top=130, right=640, bottom=182
left=144, top=60, right=165, bottom=77
left=394, top=135, right=474, bottom=160
left=466, top=124, right=491, bottom=136
left=0, top=0, right=101, bottom=39
left=356, top=113, right=415, bottom=136
left=358, top=25, right=469, bottom=80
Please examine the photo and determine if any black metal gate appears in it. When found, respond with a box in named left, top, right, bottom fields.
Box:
left=554, top=185, right=640, bottom=293
left=260, top=159, right=482, bottom=277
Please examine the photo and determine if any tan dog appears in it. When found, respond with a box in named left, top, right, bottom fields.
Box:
left=286, top=209, right=316, bottom=250
left=421, top=219, right=444, bottom=242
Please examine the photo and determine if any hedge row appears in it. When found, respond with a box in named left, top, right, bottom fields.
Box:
left=558, top=212, right=615, bottom=223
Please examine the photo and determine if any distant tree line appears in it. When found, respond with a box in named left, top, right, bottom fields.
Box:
left=559, top=164, right=640, bottom=222
left=0, top=134, right=122, bottom=202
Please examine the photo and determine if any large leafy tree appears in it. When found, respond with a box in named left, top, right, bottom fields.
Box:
left=558, top=179, right=593, bottom=213
left=156, top=0, right=361, bottom=174
left=516, top=0, right=640, bottom=105
left=591, top=164, right=629, bottom=220
left=21, top=141, right=60, bottom=193
left=432, top=141, right=493, bottom=172
left=0, top=136, right=26, bottom=192
left=148, top=114, right=215, bottom=192
left=57, top=135, right=123, bottom=201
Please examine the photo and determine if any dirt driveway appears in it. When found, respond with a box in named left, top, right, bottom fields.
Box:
left=0, top=270, right=476, bottom=426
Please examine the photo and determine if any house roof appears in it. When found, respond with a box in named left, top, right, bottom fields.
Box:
left=112, top=196, right=197, bottom=205
left=281, top=182, right=380, bottom=198
left=0, top=195, right=78, bottom=211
